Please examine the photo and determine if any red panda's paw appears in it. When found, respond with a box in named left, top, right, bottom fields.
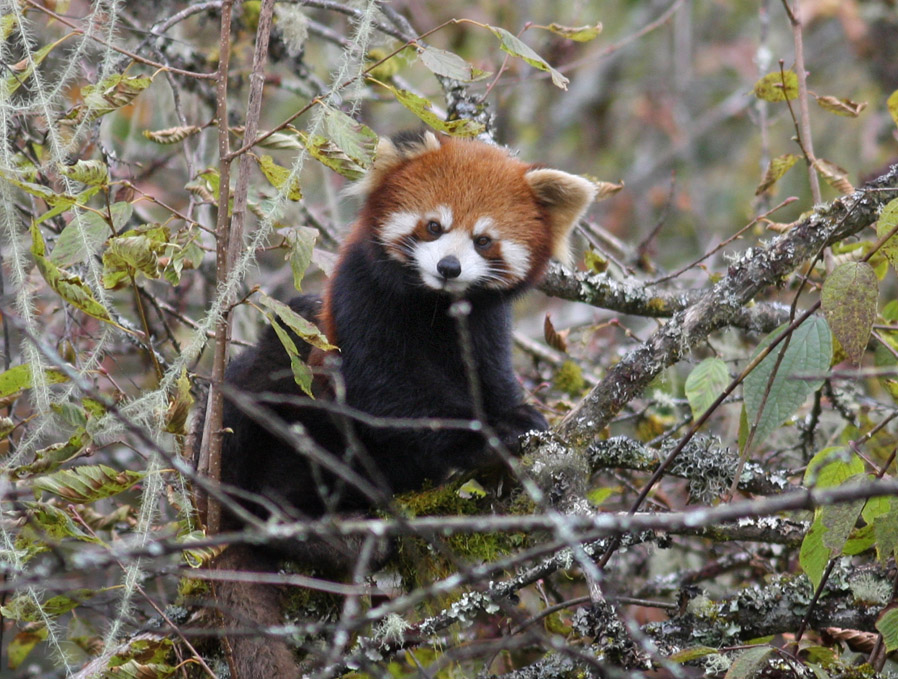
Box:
left=493, top=404, right=549, bottom=453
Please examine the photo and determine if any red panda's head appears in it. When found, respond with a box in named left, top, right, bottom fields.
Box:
left=350, top=132, right=596, bottom=294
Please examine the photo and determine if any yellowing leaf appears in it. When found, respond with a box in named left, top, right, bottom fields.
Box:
left=821, top=261, right=878, bottom=363
left=755, top=154, right=800, bottom=195
left=539, top=22, right=603, bottom=42
left=888, top=89, right=898, bottom=130
left=6, top=625, right=48, bottom=670
left=255, top=154, right=302, bottom=200
left=752, top=70, right=798, bottom=102
left=80, top=74, right=153, bottom=122
left=0, top=364, right=68, bottom=398
left=143, top=125, right=202, bottom=144
left=31, top=464, right=144, bottom=503
left=57, top=159, right=108, bottom=185
left=876, top=198, right=898, bottom=272
left=369, top=79, right=485, bottom=137
left=815, top=94, right=867, bottom=117
left=256, top=292, right=335, bottom=352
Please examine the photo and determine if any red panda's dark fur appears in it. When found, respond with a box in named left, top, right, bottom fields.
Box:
left=208, top=132, right=595, bottom=678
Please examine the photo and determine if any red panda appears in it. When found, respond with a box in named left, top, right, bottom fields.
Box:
left=211, top=131, right=595, bottom=678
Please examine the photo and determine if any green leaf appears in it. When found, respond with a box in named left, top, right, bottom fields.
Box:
left=6, top=625, right=48, bottom=670
left=755, top=154, right=800, bottom=195
left=684, top=357, right=729, bottom=420
left=268, top=316, right=314, bottom=397
left=255, top=154, right=302, bottom=200
left=256, top=291, right=336, bottom=352
left=821, top=261, right=878, bottom=363
left=1, top=589, right=100, bottom=622
left=31, top=223, right=120, bottom=328
left=743, top=316, right=832, bottom=450
left=725, top=646, right=773, bottom=679
left=32, top=464, right=144, bottom=503
left=876, top=198, right=898, bottom=272
left=877, top=606, right=898, bottom=652
left=799, top=514, right=829, bottom=590
left=486, top=25, right=569, bottom=90
left=179, top=530, right=226, bottom=568
left=57, top=159, right=109, bottom=185
left=164, top=369, right=194, bottom=435
left=52, top=201, right=131, bottom=267
left=284, top=226, right=318, bottom=291
left=369, top=79, right=485, bottom=137
left=417, top=45, right=490, bottom=81
left=0, top=363, right=68, bottom=399
left=888, top=89, right=898, bottom=130
left=10, top=428, right=90, bottom=477
left=21, top=501, right=101, bottom=543
left=873, top=496, right=898, bottom=561
left=752, top=70, right=799, bottom=102
left=804, top=446, right=864, bottom=487
left=537, top=22, right=603, bottom=42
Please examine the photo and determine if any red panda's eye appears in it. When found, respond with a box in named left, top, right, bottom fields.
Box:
left=474, top=235, right=492, bottom=249
left=425, top=220, right=442, bottom=235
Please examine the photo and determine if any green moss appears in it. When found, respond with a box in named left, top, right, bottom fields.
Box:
left=553, top=360, right=586, bottom=397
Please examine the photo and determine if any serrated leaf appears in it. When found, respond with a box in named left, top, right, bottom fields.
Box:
left=804, top=446, right=864, bottom=488
left=102, top=659, right=177, bottom=679
left=543, top=314, right=568, bottom=352
left=369, top=79, right=485, bottom=137
left=755, top=154, right=800, bottom=195
left=320, top=107, right=379, bottom=167
left=725, top=646, right=772, bottom=679
left=0, top=363, right=68, bottom=398
left=7, top=625, right=48, bottom=670
left=57, top=159, right=108, bottom=185
left=21, top=501, right=101, bottom=543
left=821, top=261, right=877, bottom=363
left=255, top=154, right=302, bottom=200
left=143, top=125, right=202, bottom=144
left=256, top=292, right=335, bottom=351
left=81, top=74, right=153, bottom=122
left=417, top=45, right=489, bottom=81
left=284, top=226, right=318, bottom=291
left=877, top=606, right=898, bottom=652
left=11, top=428, right=90, bottom=477
left=31, top=223, right=120, bottom=328
left=685, top=357, right=729, bottom=420
left=820, top=494, right=865, bottom=553
left=538, top=22, right=603, bottom=42
left=888, top=89, right=898, bottom=130
left=753, top=70, right=798, bottom=102
left=669, top=646, right=719, bottom=663
left=487, top=25, right=569, bottom=90
left=743, top=316, right=832, bottom=450
left=876, top=198, right=898, bottom=272
left=815, top=95, right=867, bottom=117
left=50, top=204, right=128, bottom=268
left=32, top=464, right=144, bottom=503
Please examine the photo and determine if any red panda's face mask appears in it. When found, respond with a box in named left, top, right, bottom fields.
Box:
left=354, top=132, right=597, bottom=294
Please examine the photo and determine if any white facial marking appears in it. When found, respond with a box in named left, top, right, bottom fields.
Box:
left=380, top=211, right=419, bottom=244
left=436, top=205, right=453, bottom=229
left=473, top=216, right=495, bottom=236
left=499, top=241, right=531, bottom=283
left=414, top=229, right=487, bottom=293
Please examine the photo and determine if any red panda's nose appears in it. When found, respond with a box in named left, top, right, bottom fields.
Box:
left=437, top=255, right=462, bottom=279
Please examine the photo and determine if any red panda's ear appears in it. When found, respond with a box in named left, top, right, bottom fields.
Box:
left=348, top=132, right=442, bottom=199
left=525, top=168, right=596, bottom=266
